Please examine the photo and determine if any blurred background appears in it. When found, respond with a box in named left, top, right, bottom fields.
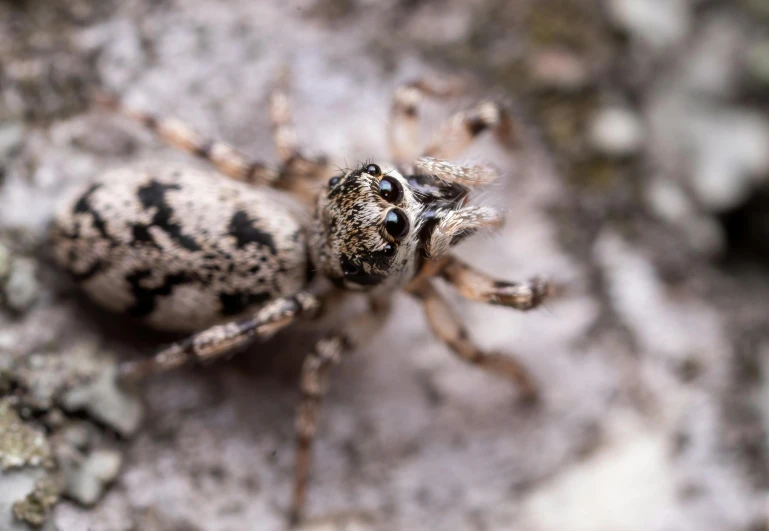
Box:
left=1, top=0, right=769, bottom=529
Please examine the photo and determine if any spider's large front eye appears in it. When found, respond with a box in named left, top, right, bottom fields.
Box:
left=378, top=176, right=403, bottom=204
left=328, top=175, right=342, bottom=188
left=384, top=209, right=409, bottom=240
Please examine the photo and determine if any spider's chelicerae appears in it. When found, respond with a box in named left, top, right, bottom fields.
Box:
left=51, top=73, right=558, bottom=524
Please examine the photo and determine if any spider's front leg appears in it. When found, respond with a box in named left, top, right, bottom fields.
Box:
left=407, top=279, right=539, bottom=402
left=290, top=295, right=391, bottom=526
left=92, top=91, right=280, bottom=186
left=119, top=293, right=321, bottom=381
left=388, top=75, right=516, bottom=169
left=389, top=76, right=466, bottom=167
left=422, top=99, right=516, bottom=160
left=268, top=69, right=331, bottom=205
left=436, top=255, right=558, bottom=311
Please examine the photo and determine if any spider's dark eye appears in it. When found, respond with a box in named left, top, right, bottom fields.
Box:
left=384, top=209, right=409, bottom=240
left=381, top=242, right=396, bottom=257
left=328, top=175, right=342, bottom=188
left=342, top=260, right=360, bottom=276
left=365, top=164, right=381, bottom=176
left=378, top=176, right=403, bottom=204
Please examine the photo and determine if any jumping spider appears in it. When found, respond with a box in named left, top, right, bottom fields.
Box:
left=50, top=73, right=558, bottom=525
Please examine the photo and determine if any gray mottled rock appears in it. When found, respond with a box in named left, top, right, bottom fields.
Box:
left=0, top=123, right=23, bottom=162
left=687, top=109, right=769, bottom=211
left=608, top=0, right=691, bottom=50
left=61, top=449, right=122, bottom=507
left=61, top=363, right=142, bottom=438
left=4, top=257, right=41, bottom=313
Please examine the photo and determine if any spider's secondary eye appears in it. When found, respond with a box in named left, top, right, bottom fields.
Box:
left=381, top=242, right=396, bottom=257
left=328, top=175, right=342, bottom=188
left=342, top=260, right=360, bottom=276
left=378, top=176, right=403, bottom=204
left=365, top=164, right=381, bottom=176
left=384, top=209, right=409, bottom=240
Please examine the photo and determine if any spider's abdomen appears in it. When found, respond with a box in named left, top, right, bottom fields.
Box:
left=51, top=166, right=308, bottom=332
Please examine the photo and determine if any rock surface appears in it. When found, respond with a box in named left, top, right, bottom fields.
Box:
left=1, top=1, right=768, bottom=530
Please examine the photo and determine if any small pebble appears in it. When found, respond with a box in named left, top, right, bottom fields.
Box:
left=63, top=448, right=122, bottom=506
left=588, top=107, right=645, bottom=157
left=61, top=364, right=143, bottom=437
left=3, top=257, right=41, bottom=313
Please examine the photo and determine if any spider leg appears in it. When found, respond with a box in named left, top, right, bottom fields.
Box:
left=92, top=91, right=280, bottom=186
left=269, top=68, right=301, bottom=164
left=422, top=100, right=516, bottom=160
left=290, top=295, right=391, bottom=526
left=118, top=293, right=320, bottom=381
left=268, top=69, right=331, bottom=204
left=437, top=255, right=558, bottom=311
left=414, top=157, right=500, bottom=187
left=408, top=279, right=538, bottom=401
left=388, top=76, right=465, bottom=167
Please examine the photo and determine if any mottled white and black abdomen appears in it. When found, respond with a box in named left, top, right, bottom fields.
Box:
left=51, top=166, right=308, bottom=332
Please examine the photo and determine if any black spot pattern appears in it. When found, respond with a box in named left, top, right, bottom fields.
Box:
left=126, top=269, right=195, bottom=317
left=227, top=210, right=277, bottom=253
left=73, top=184, right=111, bottom=241
left=131, top=224, right=160, bottom=248
left=137, top=180, right=201, bottom=251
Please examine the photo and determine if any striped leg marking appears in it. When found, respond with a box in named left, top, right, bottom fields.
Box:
left=268, top=71, right=331, bottom=202
left=119, top=293, right=320, bottom=381
left=269, top=68, right=301, bottom=164
left=92, top=91, right=280, bottom=186
left=440, top=256, right=557, bottom=311
left=409, top=280, right=538, bottom=401
left=289, top=296, right=391, bottom=525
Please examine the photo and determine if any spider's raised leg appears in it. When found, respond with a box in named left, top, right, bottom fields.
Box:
left=422, top=100, right=516, bottom=160
left=389, top=76, right=465, bottom=167
left=414, top=157, right=500, bottom=187
left=435, top=255, right=558, bottom=311
left=408, top=279, right=537, bottom=400
left=290, top=295, right=391, bottom=525
left=119, top=293, right=320, bottom=381
left=268, top=70, right=331, bottom=204
left=93, top=92, right=280, bottom=187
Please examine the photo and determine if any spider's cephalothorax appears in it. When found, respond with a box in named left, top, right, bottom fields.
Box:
left=311, top=163, right=425, bottom=291
left=51, top=75, right=558, bottom=525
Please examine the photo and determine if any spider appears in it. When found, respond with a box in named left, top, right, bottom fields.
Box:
left=50, top=72, right=558, bottom=525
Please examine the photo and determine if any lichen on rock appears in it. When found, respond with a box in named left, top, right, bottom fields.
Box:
left=0, top=400, right=53, bottom=471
